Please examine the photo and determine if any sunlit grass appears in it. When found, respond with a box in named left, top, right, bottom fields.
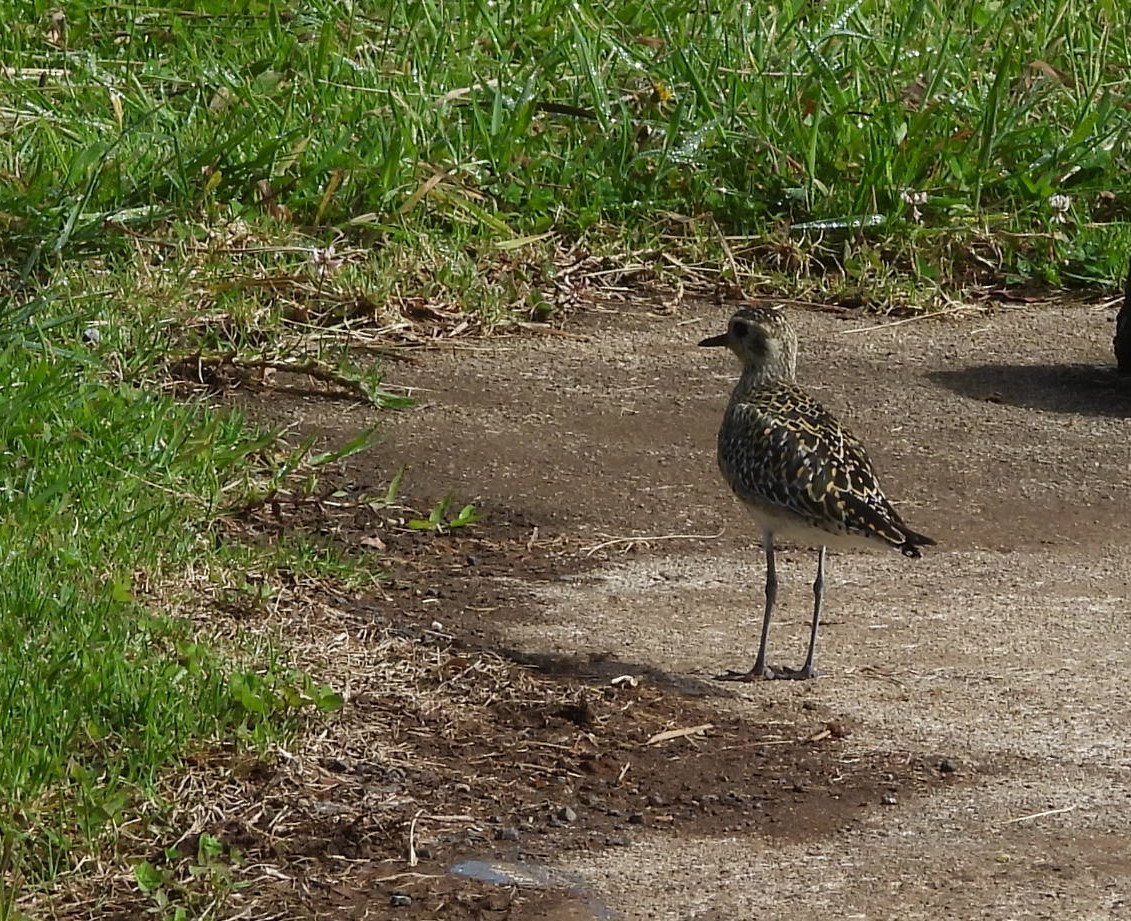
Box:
left=0, top=309, right=363, bottom=908
left=1, top=0, right=1127, bottom=296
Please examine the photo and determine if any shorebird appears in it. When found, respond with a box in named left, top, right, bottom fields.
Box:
left=700, top=305, right=934, bottom=680
left=1114, top=258, right=1131, bottom=373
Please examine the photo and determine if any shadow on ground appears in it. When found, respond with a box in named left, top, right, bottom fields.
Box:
left=930, top=362, right=1131, bottom=416
left=502, top=647, right=735, bottom=699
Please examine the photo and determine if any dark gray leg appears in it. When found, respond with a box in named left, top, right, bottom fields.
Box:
left=717, top=531, right=777, bottom=681
left=785, top=544, right=825, bottom=680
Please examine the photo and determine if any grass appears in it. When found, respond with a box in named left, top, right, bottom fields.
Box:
left=0, top=306, right=371, bottom=912
left=0, top=0, right=1128, bottom=912
left=1, top=0, right=1128, bottom=307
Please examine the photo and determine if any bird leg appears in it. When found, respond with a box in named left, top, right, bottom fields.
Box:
left=779, top=544, right=825, bottom=680
left=717, top=531, right=778, bottom=681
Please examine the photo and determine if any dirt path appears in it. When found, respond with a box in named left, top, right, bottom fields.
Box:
left=253, top=296, right=1131, bottom=919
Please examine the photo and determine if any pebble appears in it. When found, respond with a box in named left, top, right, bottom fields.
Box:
left=939, top=758, right=958, bottom=774
left=390, top=894, right=412, bottom=908
left=628, top=813, right=645, bottom=825
left=495, top=827, right=520, bottom=841
left=646, top=792, right=666, bottom=808
left=558, top=805, right=578, bottom=823
left=881, top=793, right=898, bottom=806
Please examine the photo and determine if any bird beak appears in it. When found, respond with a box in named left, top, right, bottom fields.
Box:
left=698, top=332, right=729, bottom=347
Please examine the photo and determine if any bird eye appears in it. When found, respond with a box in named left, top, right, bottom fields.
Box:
left=732, top=320, right=748, bottom=337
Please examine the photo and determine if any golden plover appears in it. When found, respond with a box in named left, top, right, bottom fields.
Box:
left=700, top=305, right=934, bottom=680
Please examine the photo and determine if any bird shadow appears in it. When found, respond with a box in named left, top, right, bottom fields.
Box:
left=929, top=362, right=1131, bottom=417
left=500, top=647, right=737, bottom=699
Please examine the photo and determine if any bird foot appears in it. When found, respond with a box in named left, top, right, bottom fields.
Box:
left=714, top=665, right=778, bottom=682
left=714, top=664, right=820, bottom=681
left=777, top=664, right=820, bottom=680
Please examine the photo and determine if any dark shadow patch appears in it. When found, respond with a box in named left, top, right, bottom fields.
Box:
left=929, top=363, right=1131, bottom=416
left=503, top=647, right=733, bottom=699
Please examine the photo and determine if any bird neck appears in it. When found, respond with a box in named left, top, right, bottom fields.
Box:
left=732, top=357, right=796, bottom=397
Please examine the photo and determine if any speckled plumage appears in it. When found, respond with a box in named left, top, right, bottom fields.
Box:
left=720, top=372, right=930, bottom=557
left=700, top=305, right=934, bottom=680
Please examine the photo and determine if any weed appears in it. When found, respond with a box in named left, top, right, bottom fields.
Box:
left=408, top=496, right=483, bottom=532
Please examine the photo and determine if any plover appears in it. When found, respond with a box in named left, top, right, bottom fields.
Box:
left=700, top=305, right=934, bottom=679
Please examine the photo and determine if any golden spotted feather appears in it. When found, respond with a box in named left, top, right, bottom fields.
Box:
left=718, top=382, right=931, bottom=557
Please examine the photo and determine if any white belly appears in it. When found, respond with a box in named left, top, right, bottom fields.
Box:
left=740, top=502, right=887, bottom=552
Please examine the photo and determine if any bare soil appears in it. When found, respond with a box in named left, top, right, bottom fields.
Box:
left=210, top=294, right=1131, bottom=919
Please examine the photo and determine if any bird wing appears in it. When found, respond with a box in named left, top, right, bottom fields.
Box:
left=721, top=385, right=914, bottom=549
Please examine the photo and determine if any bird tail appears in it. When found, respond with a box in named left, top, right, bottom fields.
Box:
left=898, top=527, right=936, bottom=559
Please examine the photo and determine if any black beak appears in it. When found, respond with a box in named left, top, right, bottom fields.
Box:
left=698, top=333, right=729, bottom=347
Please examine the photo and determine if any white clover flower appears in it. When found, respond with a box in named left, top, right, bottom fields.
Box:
left=309, top=245, right=344, bottom=275
left=1048, top=194, right=1072, bottom=223
left=900, top=189, right=928, bottom=222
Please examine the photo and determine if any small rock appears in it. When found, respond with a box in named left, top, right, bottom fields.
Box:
left=558, top=805, right=578, bottom=823
left=646, top=792, right=666, bottom=808
left=390, top=893, right=412, bottom=908
left=939, top=758, right=958, bottom=774
left=881, top=793, right=898, bottom=806
left=495, top=826, right=520, bottom=841
left=605, top=835, right=629, bottom=847
left=628, top=813, right=646, bottom=825
left=801, top=700, right=818, bottom=711
left=81, top=326, right=102, bottom=346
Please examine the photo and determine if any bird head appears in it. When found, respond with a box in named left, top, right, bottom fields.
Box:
left=698, top=306, right=798, bottom=382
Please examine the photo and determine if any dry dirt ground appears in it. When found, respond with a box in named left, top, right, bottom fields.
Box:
left=231, top=294, right=1131, bottom=920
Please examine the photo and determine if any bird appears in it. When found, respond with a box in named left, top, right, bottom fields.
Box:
left=699, top=305, right=935, bottom=680
left=1114, top=257, right=1131, bottom=373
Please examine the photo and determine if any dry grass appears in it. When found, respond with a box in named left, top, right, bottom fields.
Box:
left=20, top=561, right=598, bottom=919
